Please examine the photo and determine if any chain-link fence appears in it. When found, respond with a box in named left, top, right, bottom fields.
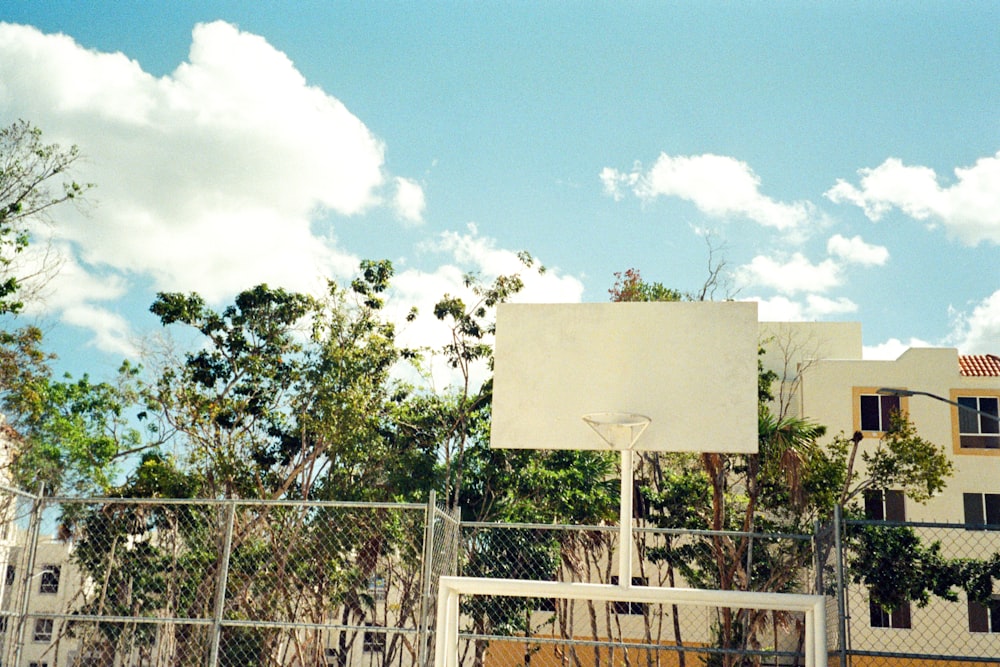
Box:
left=829, top=513, right=1000, bottom=667
left=4, top=487, right=1000, bottom=667
left=0, top=486, right=460, bottom=667
left=456, top=518, right=1000, bottom=667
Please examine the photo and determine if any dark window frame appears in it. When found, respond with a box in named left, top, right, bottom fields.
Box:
left=963, top=493, right=1000, bottom=530
left=869, top=597, right=911, bottom=629
left=32, top=617, right=53, bottom=643
left=368, top=574, right=386, bottom=603
left=39, top=564, right=60, bottom=594
left=969, top=597, right=1000, bottom=633
left=863, top=489, right=905, bottom=522
left=363, top=624, right=386, bottom=653
left=609, top=576, right=648, bottom=615
left=957, top=396, right=1000, bottom=450
left=859, top=394, right=900, bottom=433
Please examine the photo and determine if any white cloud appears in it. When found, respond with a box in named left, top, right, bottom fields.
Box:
left=804, top=294, right=858, bottom=316
left=393, top=177, right=426, bottom=225
left=826, top=153, right=1000, bottom=245
left=734, top=253, right=841, bottom=295
left=389, top=226, right=585, bottom=390
left=749, top=294, right=857, bottom=322
left=0, top=20, right=422, bottom=348
left=752, top=296, right=806, bottom=321
left=60, top=304, right=140, bottom=358
left=863, top=338, right=933, bottom=361
left=17, top=244, right=128, bottom=313
left=826, top=234, right=889, bottom=266
left=948, top=289, right=1000, bottom=354
left=602, top=153, right=813, bottom=230
left=427, top=225, right=585, bottom=302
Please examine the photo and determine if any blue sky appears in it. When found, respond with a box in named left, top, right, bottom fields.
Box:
left=1, top=2, right=998, bottom=383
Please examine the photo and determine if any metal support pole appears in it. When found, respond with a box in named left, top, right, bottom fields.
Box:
left=12, top=484, right=44, bottom=667
left=833, top=505, right=848, bottom=667
left=417, top=490, right=437, bottom=667
left=812, top=519, right=822, bottom=595
left=619, top=449, right=633, bottom=588
left=208, top=500, right=236, bottom=667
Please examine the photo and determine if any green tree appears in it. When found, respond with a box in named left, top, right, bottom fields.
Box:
left=6, top=364, right=147, bottom=495
left=67, top=263, right=436, bottom=665
left=0, top=119, right=91, bottom=315
left=431, top=262, right=531, bottom=510
left=148, top=283, right=316, bottom=499
left=609, top=268, right=682, bottom=304
left=839, top=413, right=953, bottom=507
left=0, top=120, right=105, bottom=495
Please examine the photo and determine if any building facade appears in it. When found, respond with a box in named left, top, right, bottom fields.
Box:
left=762, top=321, right=1000, bottom=659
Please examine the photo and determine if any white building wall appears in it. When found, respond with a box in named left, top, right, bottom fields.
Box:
left=762, top=322, right=1000, bottom=658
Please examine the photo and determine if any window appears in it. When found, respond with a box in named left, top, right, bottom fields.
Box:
left=368, top=575, right=386, bottom=602
left=28, top=662, right=49, bottom=667
left=869, top=597, right=911, bottom=629
left=963, top=493, right=1000, bottom=529
left=864, top=489, right=909, bottom=628
left=5, top=564, right=14, bottom=587
left=957, top=396, right=1000, bottom=449
left=39, top=565, right=60, bottom=594
left=32, top=617, right=53, bottom=642
left=859, top=393, right=900, bottom=433
left=609, top=576, right=647, bottom=614
left=363, top=625, right=385, bottom=653
left=969, top=597, right=1000, bottom=633
left=864, top=489, right=905, bottom=522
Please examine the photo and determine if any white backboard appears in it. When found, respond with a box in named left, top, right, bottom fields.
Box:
left=490, top=302, right=759, bottom=453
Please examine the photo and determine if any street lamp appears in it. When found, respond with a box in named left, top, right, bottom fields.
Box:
left=876, top=388, right=1000, bottom=423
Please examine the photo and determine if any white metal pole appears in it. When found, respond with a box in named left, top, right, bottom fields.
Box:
left=434, top=581, right=458, bottom=667
left=618, top=448, right=633, bottom=588
left=814, top=598, right=828, bottom=667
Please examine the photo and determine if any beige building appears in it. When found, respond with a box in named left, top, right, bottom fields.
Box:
left=3, top=538, right=87, bottom=667
left=762, top=320, right=1000, bottom=524
left=761, top=321, right=1000, bottom=658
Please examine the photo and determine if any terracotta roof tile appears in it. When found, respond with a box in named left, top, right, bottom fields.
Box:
left=959, top=354, right=1000, bottom=377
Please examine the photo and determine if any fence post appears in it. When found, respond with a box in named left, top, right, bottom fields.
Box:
left=12, top=484, right=44, bottom=667
left=812, top=519, right=822, bottom=594
left=417, top=490, right=437, bottom=667
left=833, top=504, right=848, bottom=667
left=208, top=500, right=236, bottom=667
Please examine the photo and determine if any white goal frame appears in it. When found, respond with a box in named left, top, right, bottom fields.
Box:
left=434, top=576, right=827, bottom=667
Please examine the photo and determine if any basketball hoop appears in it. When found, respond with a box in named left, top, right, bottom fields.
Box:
left=582, top=412, right=651, bottom=451
left=582, top=412, right=651, bottom=589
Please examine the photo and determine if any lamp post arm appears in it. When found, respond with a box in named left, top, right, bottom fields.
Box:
left=877, top=388, right=1000, bottom=423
